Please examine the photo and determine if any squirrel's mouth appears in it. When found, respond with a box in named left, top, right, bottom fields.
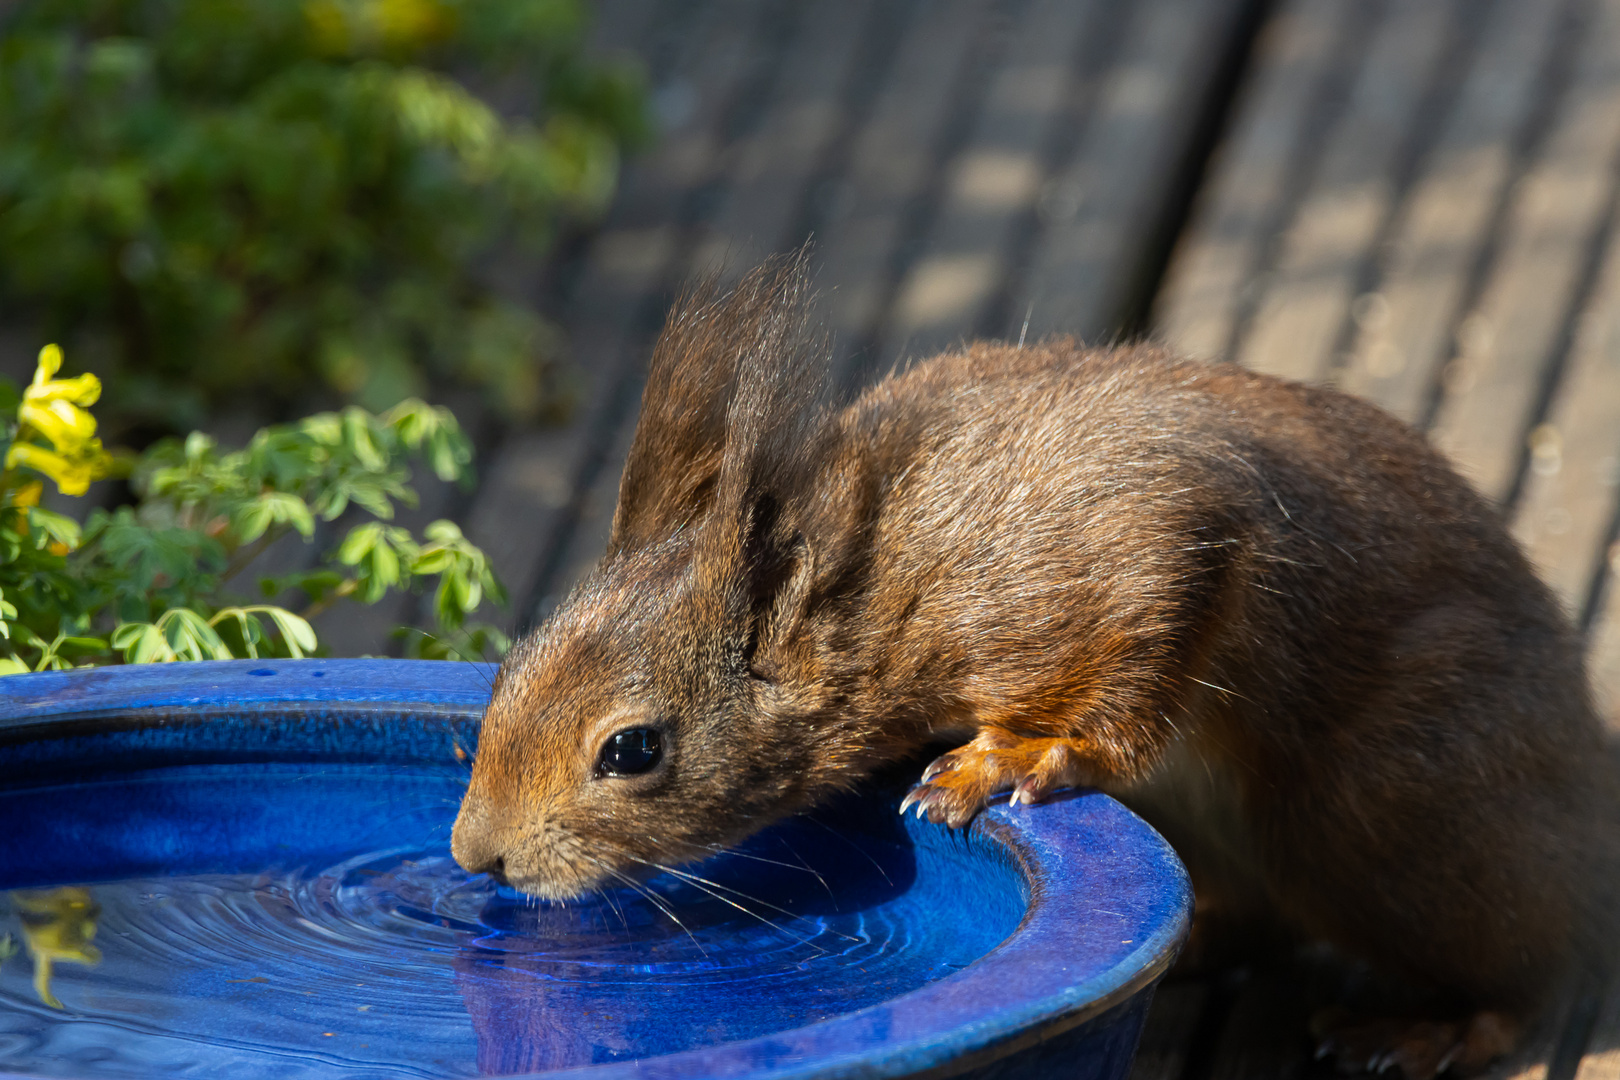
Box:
left=497, top=863, right=604, bottom=903
left=499, top=874, right=587, bottom=902
left=497, top=847, right=659, bottom=903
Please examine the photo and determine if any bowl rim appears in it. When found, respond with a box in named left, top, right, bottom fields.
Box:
left=0, top=658, right=1192, bottom=1080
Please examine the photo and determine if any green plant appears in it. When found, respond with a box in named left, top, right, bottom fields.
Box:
left=0, top=344, right=508, bottom=672
left=0, top=0, right=645, bottom=433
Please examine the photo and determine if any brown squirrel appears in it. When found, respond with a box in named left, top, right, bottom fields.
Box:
left=452, top=253, right=1617, bottom=1077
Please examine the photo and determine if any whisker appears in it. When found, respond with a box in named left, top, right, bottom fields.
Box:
left=673, top=839, right=834, bottom=899
left=769, top=837, right=837, bottom=905
left=593, top=883, right=629, bottom=932
left=804, top=817, right=894, bottom=887
left=589, top=858, right=707, bottom=958
left=625, top=856, right=842, bottom=949
left=647, top=847, right=848, bottom=937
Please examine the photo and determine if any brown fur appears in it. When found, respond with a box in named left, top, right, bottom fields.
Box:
left=453, top=254, right=1618, bottom=1063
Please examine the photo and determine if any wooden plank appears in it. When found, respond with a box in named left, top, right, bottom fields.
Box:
left=1429, top=0, right=1620, bottom=503
left=1484, top=985, right=1579, bottom=1080
left=459, top=0, right=774, bottom=620
left=1203, top=970, right=1324, bottom=1080
left=537, top=418, right=640, bottom=615
left=688, top=0, right=879, bottom=280
left=875, top=0, right=1111, bottom=363
left=814, top=0, right=990, bottom=386
left=533, top=0, right=894, bottom=606
left=1153, top=0, right=1362, bottom=362
left=1014, top=0, right=1255, bottom=345
left=1510, top=214, right=1620, bottom=621
left=1335, top=0, right=1567, bottom=423
left=1194, top=966, right=1576, bottom=1080
left=1589, top=568, right=1620, bottom=724
left=1574, top=964, right=1620, bottom=1080
left=1235, top=0, right=1460, bottom=384
left=456, top=425, right=580, bottom=618
left=1126, top=980, right=1210, bottom=1080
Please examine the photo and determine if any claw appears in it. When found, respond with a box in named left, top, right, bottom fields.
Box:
left=1011, top=776, right=1045, bottom=807
left=898, top=787, right=924, bottom=816
left=921, top=756, right=956, bottom=782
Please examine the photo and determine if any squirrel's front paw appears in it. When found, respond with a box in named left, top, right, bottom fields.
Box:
left=1311, top=1008, right=1518, bottom=1079
left=898, top=730, right=1097, bottom=828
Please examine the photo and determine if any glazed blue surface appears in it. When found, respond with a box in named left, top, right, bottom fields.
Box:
left=0, top=660, right=1191, bottom=1079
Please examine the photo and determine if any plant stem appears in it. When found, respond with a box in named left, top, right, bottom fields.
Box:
left=297, top=578, right=358, bottom=621
left=222, top=526, right=287, bottom=582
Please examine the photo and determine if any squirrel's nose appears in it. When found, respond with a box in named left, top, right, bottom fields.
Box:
left=450, top=804, right=511, bottom=883
left=452, top=832, right=510, bottom=883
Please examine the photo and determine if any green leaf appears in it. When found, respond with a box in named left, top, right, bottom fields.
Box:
left=233, top=491, right=316, bottom=543
left=342, top=408, right=387, bottom=472
left=211, top=605, right=318, bottom=659
left=158, top=608, right=233, bottom=662
left=209, top=608, right=265, bottom=659
left=259, top=606, right=318, bottom=658
left=28, top=509, right=82, bottom=551
left=112, top=622, right=172, bottom=664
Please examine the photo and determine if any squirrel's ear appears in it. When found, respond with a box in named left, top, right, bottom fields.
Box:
left=614, top=248, right=825, bottom=559
left=742, top=496, right=815, bottom=682
left=608, top=276, right=734, bottom=557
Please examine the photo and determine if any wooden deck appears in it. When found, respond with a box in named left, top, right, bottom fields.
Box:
left=319, top=0, right=1620, bottom=1074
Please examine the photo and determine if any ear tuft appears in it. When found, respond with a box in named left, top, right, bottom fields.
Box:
left=609, top=247, right=830, bottom=561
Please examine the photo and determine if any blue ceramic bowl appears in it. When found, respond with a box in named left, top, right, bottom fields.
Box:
left=0, top=660, right=1189, bottom=1079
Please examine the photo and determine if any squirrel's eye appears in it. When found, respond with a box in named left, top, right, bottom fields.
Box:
left=597, top=728, right=662, bottom=777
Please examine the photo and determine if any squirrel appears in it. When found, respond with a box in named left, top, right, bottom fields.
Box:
left=452, top=252, right=1618, bottom=1078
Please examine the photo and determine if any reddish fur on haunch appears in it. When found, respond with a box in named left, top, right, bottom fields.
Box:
left=453, top=253, right=1618, bottom=1075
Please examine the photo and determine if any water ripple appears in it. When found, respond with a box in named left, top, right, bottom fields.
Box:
left=0, top=765, right=1023, bottom=1077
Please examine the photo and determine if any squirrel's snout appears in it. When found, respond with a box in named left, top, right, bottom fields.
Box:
left=451, top=829, right=510, bottom=884
left=450, top=826, right=492, bottom=875
left=478, top=855, right=510, bottom=887
left=450, top=799, right=510, bottom=883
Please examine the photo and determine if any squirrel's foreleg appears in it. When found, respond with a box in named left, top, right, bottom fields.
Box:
left=898, top=728, right=1121, bottom=828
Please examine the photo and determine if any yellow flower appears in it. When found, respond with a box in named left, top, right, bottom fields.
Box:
left=25, top=344, right=100, bottom=406
left=4, top=345, right=113, bottom=496
left=304, top=0, right=450, bottom=55
left=5, top=444, right=104, bottom=497
left=19, top=397, right=99, bottom=454
left=6, top=481, right=41, bottom=509
left=373, top=0, right=451, bottom=49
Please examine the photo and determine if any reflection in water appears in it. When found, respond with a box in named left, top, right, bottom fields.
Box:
left=0, top=765, right=1026, bottom=1077
left=12, top=887, right=102, bottom=1009
left=450, top=836, right=910, bottom=1074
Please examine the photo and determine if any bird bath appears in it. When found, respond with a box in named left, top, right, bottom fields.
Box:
left=0, top=660, right=1190, bottom=1079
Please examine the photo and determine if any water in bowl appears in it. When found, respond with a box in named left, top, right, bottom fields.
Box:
left=0, top=761, right=1027, bottom=1077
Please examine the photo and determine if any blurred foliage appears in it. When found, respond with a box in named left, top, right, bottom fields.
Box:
left=0, top=0, right=646, bottom=433
left=0, top=344, right=509, bottom=673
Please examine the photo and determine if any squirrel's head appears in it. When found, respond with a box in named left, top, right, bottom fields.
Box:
left=450, top=522, right=828, bottom=899
left=451, top=252, right=842, bottom=899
